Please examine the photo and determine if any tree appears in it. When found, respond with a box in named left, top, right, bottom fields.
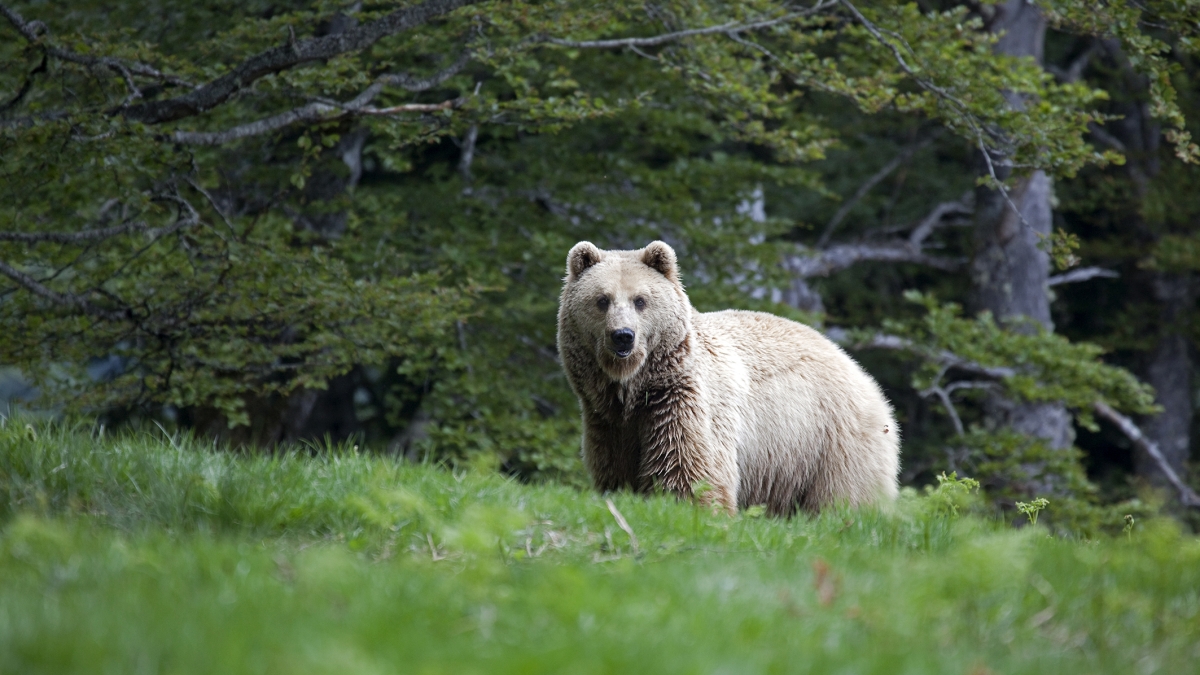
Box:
left=1, top=1, right=1197, bottom=521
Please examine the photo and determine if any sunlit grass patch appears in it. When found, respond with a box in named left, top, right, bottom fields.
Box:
left=2, top=418, right=1199, bottom=674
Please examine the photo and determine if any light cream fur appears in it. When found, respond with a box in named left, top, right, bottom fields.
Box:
left=556, top=241, right=900, bottom=515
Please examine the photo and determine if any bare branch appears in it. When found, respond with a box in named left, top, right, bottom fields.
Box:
left=171, top=92, right=463, bottom=146
left=542, top=2, right=838, bottom=49
left=0, top=51, right=47, bottom=114
left=0, top=257, right=127, bottom=321
left=1046, top=40, right=1098, bottom=83
left=119, top=0, right=480, bottom=125
left=2, top=4, right=194, bottom=91
left=0, top=4, right=46, bottom=41
left=605, top=498, right=639, bottom=554
left=1047, top=266, right=1119, bottom=287
left=380, top=51, right=472, bottom=91
left=832, top=327, right=1200, bottom=507
left=817, top=132, right=941, bottom=247
left=50, top=49, right=194, bottom=90
left=908, top=194, right=973, bottom=247
left=458, top=123, right=478, bottom=183
left=824, top=328, right=1015, bottom=380
left=925, top=384, right=966, bottom=436
left=839, top=0, right=1029, bottom=229
left=1093, top=402, right=1200, bottom=508
left=785, top=243, right=962, bottom=278
left=1087, top=122, right=1127, bottom=153
left=360, top=99, right=463, bottom=115
left=0, top=218, right=148, bottom=243
left=183, top=177, right=236, bottom=236
left=829, top=326, right=1198, bottom=506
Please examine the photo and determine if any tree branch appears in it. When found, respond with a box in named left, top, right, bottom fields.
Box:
left=0, top=257, right=127, bottom=321
left=171, top=92, right=463, bottom=146
left=2, top=3, right=194, bottom=91
left=908, top=194, right=973, bottom=247
left=0, top=219, right=148, bottom=243
left=839, top=0, right=1029, bottom=229
left=1047, top=266, right=1119, bottom=287
left=119, top=0, right=479, bottom=125
left=1087, top=122, right=1127, bottom=152
left=541, top=2, right=838, bottom=49
left=0, top=3, right=46, bottom=41
left=380, top=50, right=472, bottom=91
left=1046, top=40, right=1098, bottom=84
left=825, top=328, right=1015, bottom=380
left=458, top=123, right=478, bottom=182
left=817, top=131, right=941, bottom=247
left=785, top=242, right=962, bottom=278
left=1093, top=402, right=1200, bottom=508
left=828, top=327, right=1200, bottom=509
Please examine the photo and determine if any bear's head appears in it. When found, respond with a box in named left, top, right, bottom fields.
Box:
left=559, top=240, right=692, bottom=382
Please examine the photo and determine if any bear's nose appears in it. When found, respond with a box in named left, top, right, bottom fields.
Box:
left=611, top=328, right=635, bottom=351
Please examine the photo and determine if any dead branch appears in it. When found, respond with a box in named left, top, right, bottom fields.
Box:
left=785, top=243, right=962, bottom=278
left=0, top=258, right=128, bottom=321
left=0, top=219, right=148, bottom=243
left=458, top=123, right=479, bottom=182
left=0, top=192, right=200, bottom=320
left=359, top=99, right=463, bottom=115
left=171, top=92, right=463, bottom=146
left=1046, top=40, right=1098, bottom=84
left=542, top=3, right=838, bottom=50
left=1093, top=402, right=1200, bottom=508
left=1047, top=266, right=1118, bottom=287
left=117, top=0, right=480, bottom=125
left=908, top=195, right=973, bottom=247
left=1087, top=122, right=1127, bottom=153
left=0, top=3, right=45, bottom=41
left=2, top=3, right=195, bottom=90
left=829, top=327, right=1200, bottom=508
left=839, top=0, right=1028, bottom=228
left=817, top=132, right=942, bottom=247
left=380, top=51, right=472, bottom=92
left=825, top=328, right=1015, bottom=380
left=605, top=498, right=639, bottom=553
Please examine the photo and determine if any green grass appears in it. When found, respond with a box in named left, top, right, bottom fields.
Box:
left=2, top=418, right=1199, bottom=675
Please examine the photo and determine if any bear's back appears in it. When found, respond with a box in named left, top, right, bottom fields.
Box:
left=693, top=309, right=844, bottom=379
left=691, top=309, right=899, bottom=511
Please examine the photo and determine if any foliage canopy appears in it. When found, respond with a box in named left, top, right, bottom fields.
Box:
left=2, top=1, right=1200, bottom=511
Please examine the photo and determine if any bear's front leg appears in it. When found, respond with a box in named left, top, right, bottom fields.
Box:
left=637, top=384, right=738, bottom=513
left=582, top=411, right=641, bottom=492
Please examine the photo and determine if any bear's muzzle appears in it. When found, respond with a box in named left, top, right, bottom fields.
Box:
left=610, top=328, right=635, bottom=358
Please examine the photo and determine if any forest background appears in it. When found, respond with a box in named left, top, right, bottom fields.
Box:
left=2, top=0, right=1199, bottom=532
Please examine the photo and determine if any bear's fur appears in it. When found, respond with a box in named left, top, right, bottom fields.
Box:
left=556, top=240, right=900, bottom=515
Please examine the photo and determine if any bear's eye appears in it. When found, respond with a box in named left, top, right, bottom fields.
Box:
left=596, top=296, right=610, bottom=311
left=634, top=297, right=646, bottom=311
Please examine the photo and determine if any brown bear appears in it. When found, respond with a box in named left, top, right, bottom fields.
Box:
left=556, top=240, right=900, bottom=515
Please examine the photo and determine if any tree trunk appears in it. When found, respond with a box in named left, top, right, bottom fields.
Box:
left=1138, top=275, right=1194, bottom=490
left=1093, top=38, right=1194, bottom=496
left=972, top=0, right=1076, bottom=464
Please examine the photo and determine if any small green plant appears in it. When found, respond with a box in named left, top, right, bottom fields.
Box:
left=1123, top=514, right=1136, bottom=540
left=923, top=472, right=981, bottom=518
left=1016, top=498, right=1051, bottom=525
left=1037, top=228, right=1082, bottom=270
left=741, top=505, right=767, bottom=520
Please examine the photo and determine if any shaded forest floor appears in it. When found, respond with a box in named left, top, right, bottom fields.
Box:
left=1, top=419, right=1198, bottom=675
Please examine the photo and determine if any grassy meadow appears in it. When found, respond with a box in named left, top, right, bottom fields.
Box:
left=1, top=418, right=1198, bottom=675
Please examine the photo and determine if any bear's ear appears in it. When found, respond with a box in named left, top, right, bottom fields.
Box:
left=641, top=241, right=679, bottom=284
left=566, top=241, right=604, bottom=281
